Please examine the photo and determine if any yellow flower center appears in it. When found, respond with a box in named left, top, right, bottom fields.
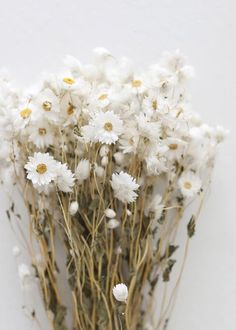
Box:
left=63, top=77, right=75, bottom=85
left=152, top=100, right=158, bottom=110
left=169, top=143, right=178, bottom=150
left=42, top=101, right=52, bottom=111
left=67, top=104, right=74, bottom=115
left=20, top=108, right=32, bottom=119
left=36, top=163, right=47, bottom=174
left=184, top=181, right=192, bottom=189
left=132, top=79, right=142, bottom=88
left=98, top=93, right=108, bottom=100
left=104, top=122, right=113, bottom=132
left=38, top=128, right=47, bottom=136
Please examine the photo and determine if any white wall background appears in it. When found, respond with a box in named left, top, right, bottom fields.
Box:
left=0, top=0, right=235, bottom=329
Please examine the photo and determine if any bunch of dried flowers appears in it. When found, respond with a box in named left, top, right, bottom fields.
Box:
left=0, top=48, right=227, bottom=330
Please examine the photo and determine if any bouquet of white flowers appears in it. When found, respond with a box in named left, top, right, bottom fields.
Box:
left=0, top=48, right=227, bottom=330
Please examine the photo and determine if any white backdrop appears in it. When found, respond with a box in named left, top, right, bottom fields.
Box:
left=0, top=0, right=235, bottom=329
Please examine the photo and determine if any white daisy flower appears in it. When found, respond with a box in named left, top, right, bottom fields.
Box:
left=60, top=75, right=89, bottom=95
left=25, top=152, right=57, bottom=186
left=178, top=171, right=202, bottom=198
left=28, top=120, right=55, bottom=148
left=111, top=171, right=139, bottom=204
left=55, top=162, right=75, bottom=193
left=145, top=152, right=168, bottom=175
left=81, top=111, right=123, bottom=145
left=59, top=92, right=82, bottom=125
left=14, top=103, right=37, bottom=130
left=119, top=125, right=140, bottom=154
left=89, top=89, right=111, bottom=108
left=34, top=88, right=60, bottom=122
left=112, top=283, right=128, bottom=302
left=60, top=76, right=79, bottom=90
left=129, top=76, right=147, bottom=94
left=165, top=137, right=187, bottom=161
left=137, top=113, right=161, bottom=142
left=145, top=146, right=168, bottom=176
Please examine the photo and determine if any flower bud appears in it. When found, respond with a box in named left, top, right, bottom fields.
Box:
left=114, top=152, right=124, bottom=165
left=112, top=283, right=128, bottom=302
left=101, top=156, right=109, bottom=167
left=104, top=208, right=116, bottom=218
left=69, top=201, right=79, bottom=215
left=99, top=145, right=109, bottom=157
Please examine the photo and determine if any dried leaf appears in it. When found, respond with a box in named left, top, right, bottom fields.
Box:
left=54, top=305, right=67, bottom=330
left=6, top=210, right=11, bottom=221
left=187, top=215, right=196, bottom=238
left=161, top=244, right=179, bottom=261
left=10, top=202, right=15, bottom=212
left=163, top=259, right=176, bottom=282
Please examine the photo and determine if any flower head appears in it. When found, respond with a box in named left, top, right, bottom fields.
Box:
left=112, top=283, right=128, bottom=302
left=34, top=88, right=60, bottom=122
left=75, top=159, right=91, bottom=184
left=104, top=208, right=116, bottom=218
left=165, top=137, right=187, bottom=161
left=178, top=171, right=202, bottom=198
left=69, top=201, right=79, bottom=215
left=28, top=119, right=55, bottom=148
left=25, top=152, right=57, bottom=186
left=82, top=111, right=123, bottom=144
left=55, top=162, right=75, bottom=193
left=111, top=171, right=139, bottom=203
left=14, top=103, right=36, bottom=130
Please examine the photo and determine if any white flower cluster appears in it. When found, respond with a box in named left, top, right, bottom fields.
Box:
left=0, top=48, right=227, bottom=209
left=24, top=152, right=75, bottom=192
left=0, top=49, right=227, bottom=329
